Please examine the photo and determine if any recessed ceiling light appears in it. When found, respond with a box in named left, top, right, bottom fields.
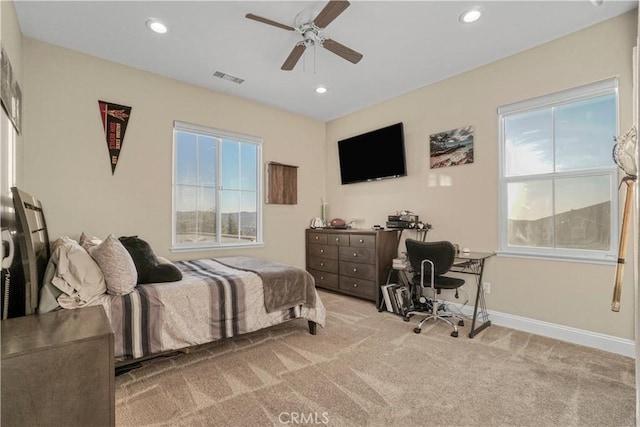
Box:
left=315, top=86, right=328, bottom=94
left=146, top=18, right=167, bottom=34
left=459, top=7, right=482, bottom=24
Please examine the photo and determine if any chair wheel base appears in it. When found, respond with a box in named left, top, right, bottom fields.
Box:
left=413, top=327, right=422, bottom=334
left=403, top=316, right=410, bottom=322
left=458, top=320, right=464, bottom=326
left=450, top=331, right=459, bottom=337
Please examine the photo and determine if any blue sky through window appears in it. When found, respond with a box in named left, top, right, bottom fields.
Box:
left=505, top=93, right=616, bottom=221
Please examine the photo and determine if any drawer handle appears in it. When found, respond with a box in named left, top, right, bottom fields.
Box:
left=353, top=253, right=358, bottom=257
left=320, top=276, right=324, bottom=280
left=335, top=238, right=339, bottom=241
left=315, top=236, right=319, bottom=240
left=359, top=239, right=364, bottom=243
left=353, top=268, right=358, bottom=272
left=320, top=262, right=325, bottom=266
left=320, top=249, right=324, bottom=253
left=353, top=283, right=358, bottom=288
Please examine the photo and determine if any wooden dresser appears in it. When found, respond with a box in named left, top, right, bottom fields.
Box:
left=306, top=228, right=400, bottom=306
left=1, top=305, right=115, bottom=426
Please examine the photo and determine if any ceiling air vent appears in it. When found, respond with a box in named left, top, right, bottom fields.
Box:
left=212, top=71, right=244, bottom=84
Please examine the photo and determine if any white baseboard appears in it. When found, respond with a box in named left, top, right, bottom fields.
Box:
left=456, top=305, right=635, bottom=358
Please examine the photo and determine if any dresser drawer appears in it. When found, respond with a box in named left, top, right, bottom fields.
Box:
left=308, top=256, right=339, bottom=273
left=327, top=233, right=350, bottom=246
left=339, top=276, right=376, bottom=300
left=308, top=269, right=339, bottom=290
left=349, top=234, right=376, bottom=249
left=308, top=243, right=338, bottom=260
left=339, top=261, right=376, bottom=281
left=307, top=232, right=328, bottom=245
left=305, top=228, right=400, bottom=305
left=339, top=246, right=374, bottom=264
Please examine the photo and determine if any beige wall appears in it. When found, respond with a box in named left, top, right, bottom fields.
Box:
left=1, top=0, right=22, bottom=82
left=1, top=0, right=23, bottom=183
left=21, top=38, right=326, bottom=269
left=17, top=7, right=638, bottom=340
left=326, top=11, right=638, bottom=339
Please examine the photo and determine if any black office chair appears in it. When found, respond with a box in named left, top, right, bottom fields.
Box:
left=404, top=239, right=467, bottom=337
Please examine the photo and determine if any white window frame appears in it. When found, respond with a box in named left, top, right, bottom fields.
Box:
left=1, top=108, right=17, bottom=194
left=497, top=78, right=619, bottom=264
left=171, top=121, right=264, bottom=252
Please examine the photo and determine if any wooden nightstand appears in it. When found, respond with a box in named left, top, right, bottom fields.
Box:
left=1, top=305, right=115, bottom=426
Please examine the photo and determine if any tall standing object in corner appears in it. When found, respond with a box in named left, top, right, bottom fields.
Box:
left=611, top=126, right=637, bottom=312
left=98, top=100, right=132, bottom=175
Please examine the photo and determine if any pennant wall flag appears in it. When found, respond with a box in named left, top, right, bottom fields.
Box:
left=98, top=100, right=132, bottom=175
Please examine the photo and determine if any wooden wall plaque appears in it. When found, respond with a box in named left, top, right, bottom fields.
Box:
left=266, top=162, right=298, bottom=204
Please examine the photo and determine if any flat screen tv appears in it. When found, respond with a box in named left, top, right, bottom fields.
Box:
left=337, top=122, right=406, bottom=185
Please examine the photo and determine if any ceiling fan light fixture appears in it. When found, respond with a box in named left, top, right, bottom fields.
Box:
left=247, top=0, right=363, bottom=71
left=459, top=7, right=482, bottom=24
left=315, top=86, right=328, bottom=94
left=146, top=18, right=168, bottom=34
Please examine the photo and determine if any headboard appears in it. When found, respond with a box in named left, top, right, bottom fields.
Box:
left=10, top=187, right=50, bottom=315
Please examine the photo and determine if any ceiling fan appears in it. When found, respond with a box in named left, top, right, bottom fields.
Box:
left=246, top=0, right=363, bottom=71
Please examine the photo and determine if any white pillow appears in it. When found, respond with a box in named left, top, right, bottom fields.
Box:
left=79, top=232, right=102, bottom=250
left=45, top=236, right=107, bottom=309
left=89, top=234, right=138, bottom=296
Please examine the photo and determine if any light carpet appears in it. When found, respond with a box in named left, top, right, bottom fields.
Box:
left=115, top=290, right=635, bottom=426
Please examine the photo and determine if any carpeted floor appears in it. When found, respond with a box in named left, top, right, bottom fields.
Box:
left=115, top=290, right=635, bottom=426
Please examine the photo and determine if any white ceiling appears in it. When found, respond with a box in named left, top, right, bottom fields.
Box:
left=14, top=1, right=638, bottom=122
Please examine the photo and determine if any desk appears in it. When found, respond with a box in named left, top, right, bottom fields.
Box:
left=451, top=252, right=495, bottom=338
left=392, top=227, right=430, bottom=243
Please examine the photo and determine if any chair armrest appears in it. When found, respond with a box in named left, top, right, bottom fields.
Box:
left=420, top=258, right=436, bottom=290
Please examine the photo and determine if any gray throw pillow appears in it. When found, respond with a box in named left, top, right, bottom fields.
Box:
left=88, top=234, right=137, bottom=296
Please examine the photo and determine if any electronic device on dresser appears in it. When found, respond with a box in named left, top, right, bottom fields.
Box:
left=386, top=213, right=419, bottom=229
left=337, top=122, right=406, bottom=185
left=306, top=228, right=400, bottom=307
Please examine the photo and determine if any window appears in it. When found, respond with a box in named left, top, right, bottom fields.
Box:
left=172, top=121, right=263, bottom=250
left=498, top=79, right=619, bottom=263
left=1, top=108, right=17, bottom=195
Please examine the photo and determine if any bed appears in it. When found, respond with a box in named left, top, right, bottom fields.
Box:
left=10, top=187, right=325, bottom=365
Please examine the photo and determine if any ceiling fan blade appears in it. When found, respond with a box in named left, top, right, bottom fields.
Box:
left=322, top=38, right=363, bottom=64
left=281, top=44, right=307, bottom=71
left=313, top=0, right=350, bottom=29
left=245, top=13, right=295, bottom=31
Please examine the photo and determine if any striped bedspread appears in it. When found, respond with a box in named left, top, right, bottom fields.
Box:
left=90, top=259, right=326, bottom=362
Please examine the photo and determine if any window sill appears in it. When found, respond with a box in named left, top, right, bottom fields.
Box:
left=496, top=250, right=617, bottom=266
left=171, top=242, right=265, bottom=253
